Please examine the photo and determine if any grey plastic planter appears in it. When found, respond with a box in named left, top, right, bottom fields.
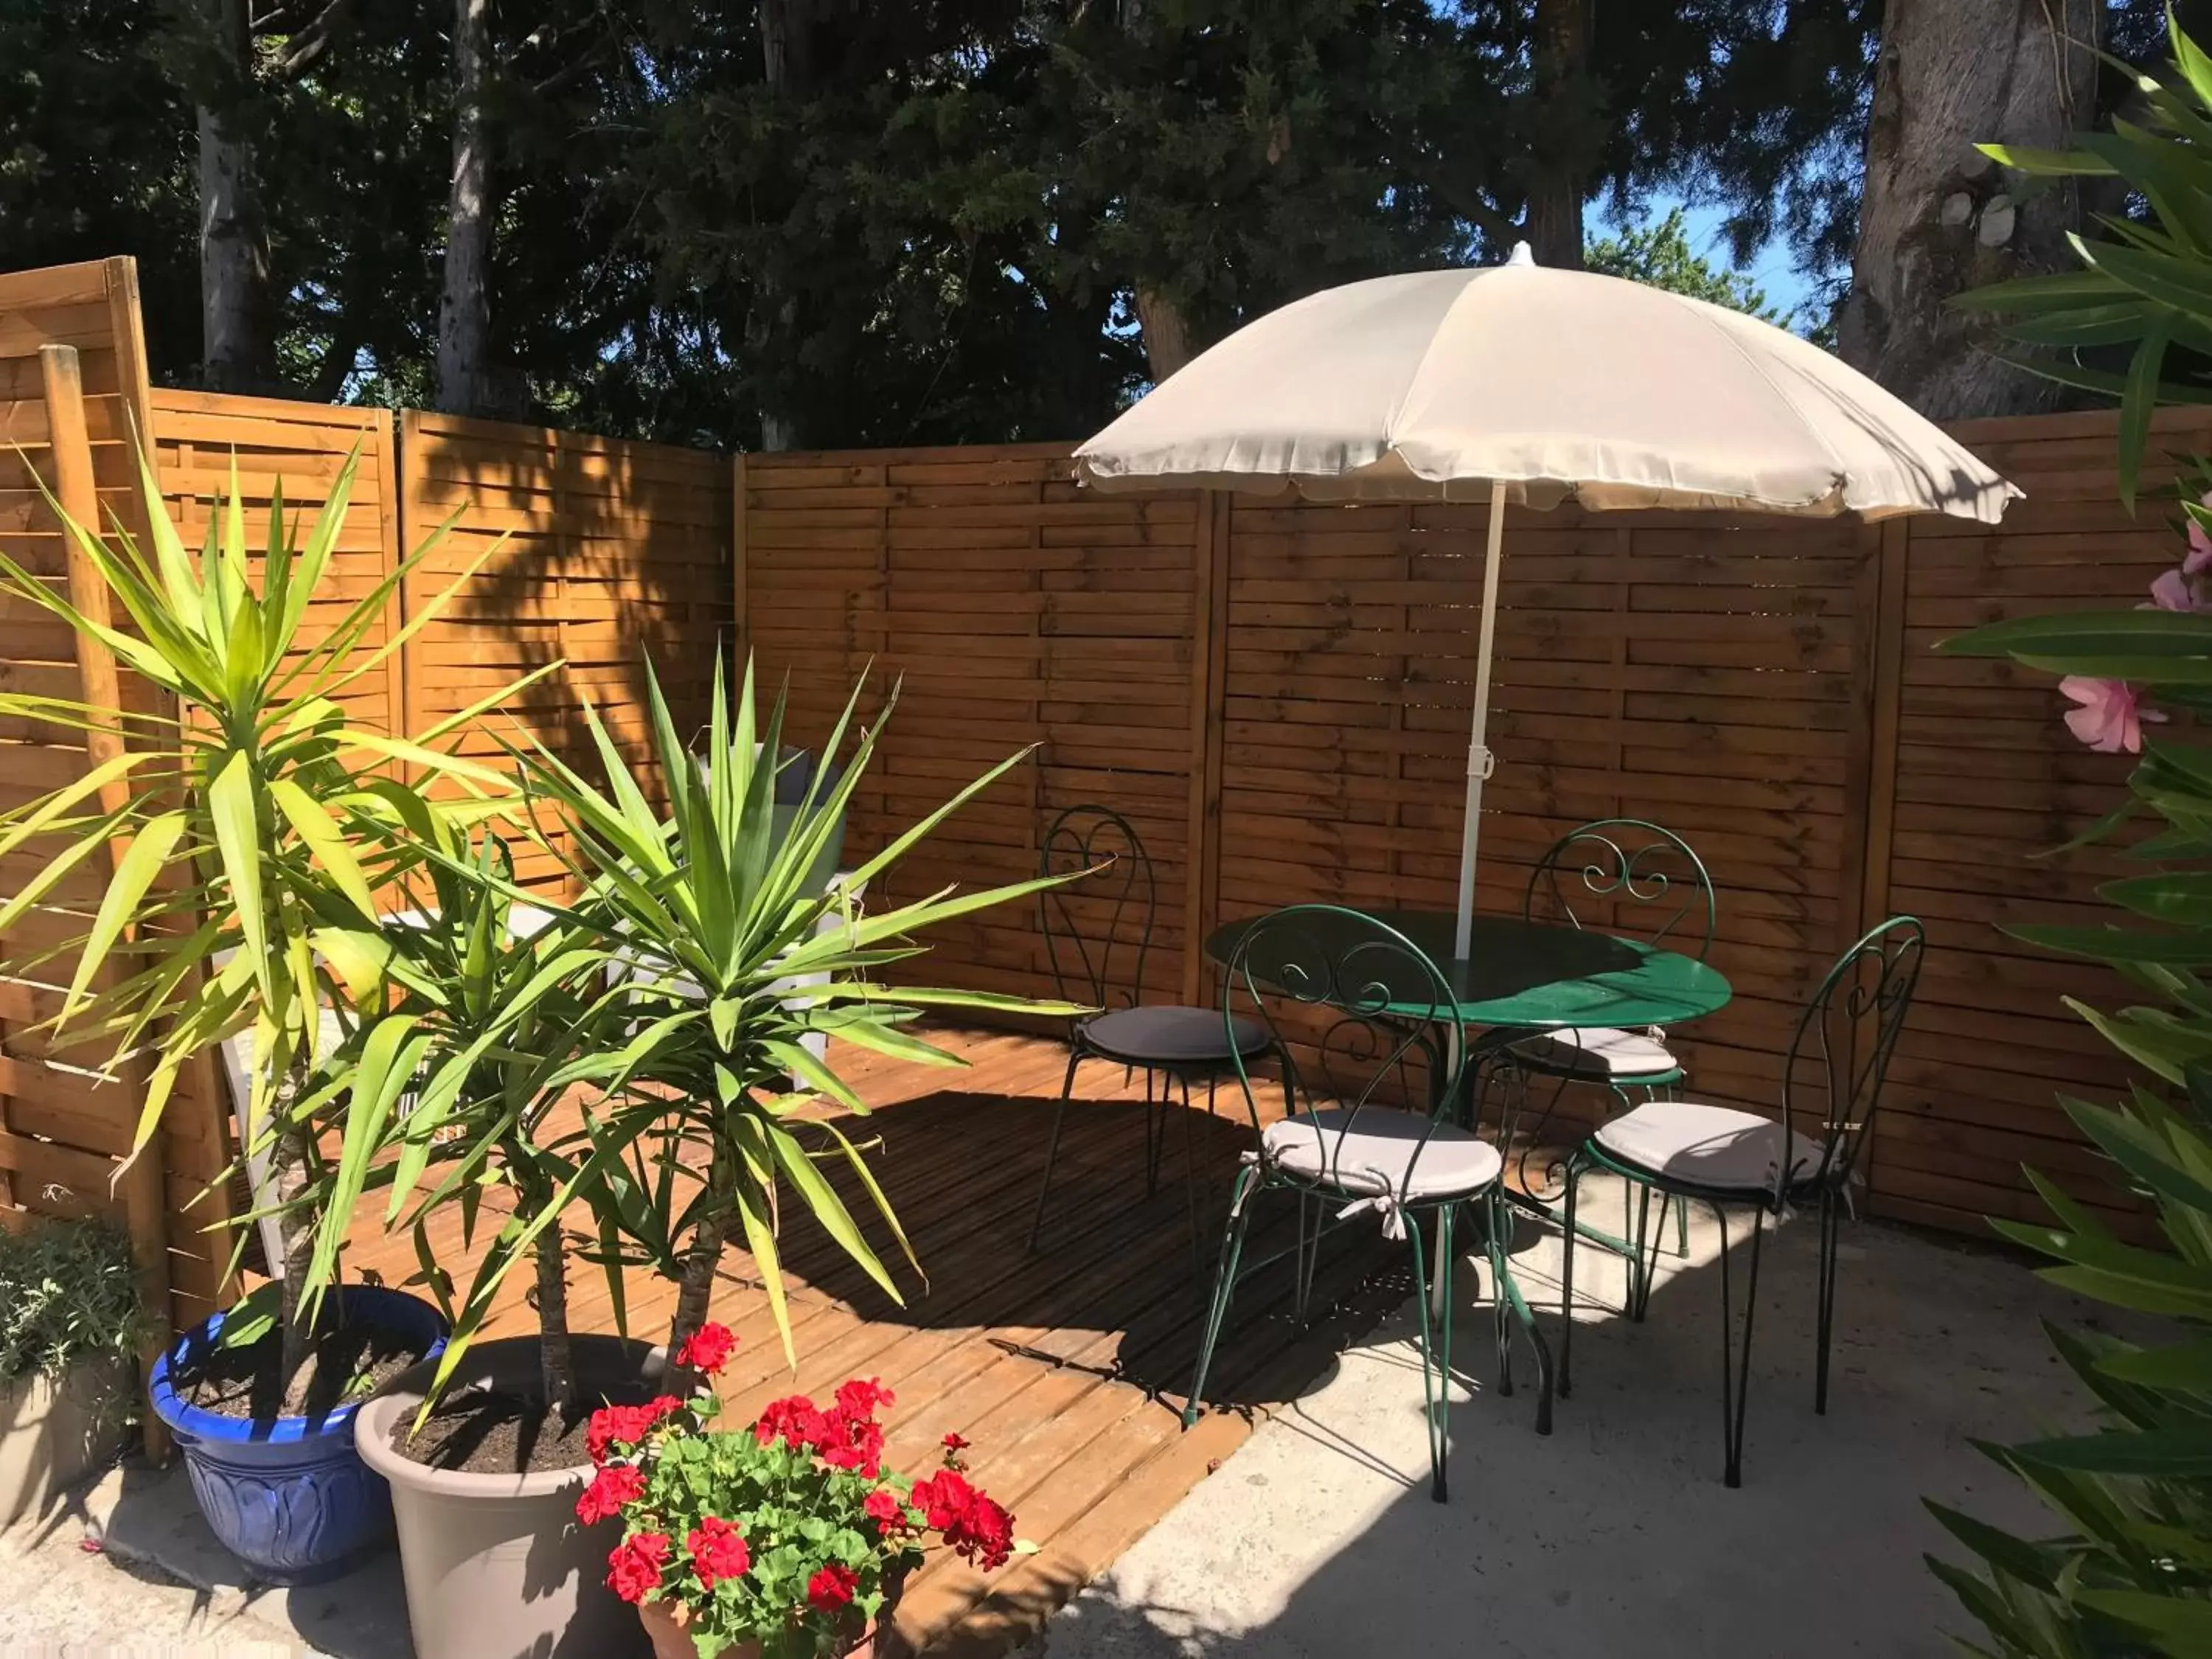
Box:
left=355, top=1335, right=658, bottom=1659
left=0, top=1357, right=128, bottom=1527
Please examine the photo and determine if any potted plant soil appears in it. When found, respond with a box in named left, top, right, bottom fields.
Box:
left=586, top=1323, right=1018, bottom=1659
left=355, top=658, right=1074, bottom=1657
left=0, top=1218, right=142, bottom=1527
left=0, top=452, right=535, bottom=1579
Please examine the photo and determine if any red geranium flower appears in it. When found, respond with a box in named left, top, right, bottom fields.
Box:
left=819, top=1413, right=886, bottom=1480
left=755, top=1394, right=830, bottom=1452
left=863, top=1487, right=907, bottom=1532
left=910, top=1470, right=974, bottom=1534
left=807, top=1562, right=859, bottom=1613
left=686, top=1515, right=751, bottom=1588
left=941, top=1430, right=970, bottom=1466
left=673, top=1322, right=737, bottom=1377
left=834, top=1377, right=892, bottom=1422
left=585, top=1396, right=686, bottom=1465
left=950, top=1492, right=1016, bottom=1571
left=574, top=1461, right=645, bottom=1526
left=607, top=1531, right=671, bottom=1604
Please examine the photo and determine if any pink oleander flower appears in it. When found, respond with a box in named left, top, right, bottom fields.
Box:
left=2060, top=676, right=2166, bottom=754
left=2187, top=490, right=2212, bottom=574
left=2149, top=567, right=2212, bottom=613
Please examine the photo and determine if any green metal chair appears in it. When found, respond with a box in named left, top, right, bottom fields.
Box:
left=1498, top=818, right=1717, bottom=1252
left=1557, top=916, right=1926, bottom=1487
left=1029, top=804, right=1272, bottom=1253
left=1183, top=905, right=1527, bottom=1502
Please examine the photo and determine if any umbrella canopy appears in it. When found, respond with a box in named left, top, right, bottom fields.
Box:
left=1076, top=245, right=2017, bottom=522
left=1074, top=246, right=2020, bottom=957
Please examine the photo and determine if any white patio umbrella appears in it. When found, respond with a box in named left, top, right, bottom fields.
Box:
left=1075, top=244, right=2020, bottom=959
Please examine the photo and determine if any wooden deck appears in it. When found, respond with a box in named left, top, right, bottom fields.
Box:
left=344, top=1025, right=1405, bottom=1657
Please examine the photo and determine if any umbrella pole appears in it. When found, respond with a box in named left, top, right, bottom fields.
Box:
left=1455, top=480, right=1509, bottom=961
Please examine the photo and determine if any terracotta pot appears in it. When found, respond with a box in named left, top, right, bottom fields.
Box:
left=355, top=1334, right=661, bottom=1659
left=636, top=1573, right=902, bottom=1659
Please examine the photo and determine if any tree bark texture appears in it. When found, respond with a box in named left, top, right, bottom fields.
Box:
left=1525, top=0, right=1593, bottom=269
left=667, top=1140, right=735, bottom=1363
left=1838, top=0, right=2099, bottom=419
left=533, top=1225, right=574, bottom=1412
left=268, top=1074, right=316, bottom=1391
left=436, top=0, right=495, bottom=417
left=1135, top=286, right=1194, bottom=383
left=197, top=0, right=268, bottom=392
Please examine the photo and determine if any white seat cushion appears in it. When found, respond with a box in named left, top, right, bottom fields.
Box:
left=1262, top=1109, right=1503, bottom=1202
left=1083, top=1006, right=1270, bottom=1065
left=1514, top=1025, right=1678, bottom=1079
left=1593, top=1100, right=1828, bottom=1193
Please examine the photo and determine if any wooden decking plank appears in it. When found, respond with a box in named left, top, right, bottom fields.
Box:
left=335, top=1024, right=1411, bottom=1659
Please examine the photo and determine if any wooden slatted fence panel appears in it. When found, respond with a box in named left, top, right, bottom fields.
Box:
left=0, top=259, right=224, bottom=1347
left=1860, top=407, right=2212, bottom=1233
left=743, top=430, right=2191, bottom=1240
left=743, top=448, right=1206, bottom=1006
left=149, top=390, right=404, bottom=742
left=399, top=409, right=734, bottom=893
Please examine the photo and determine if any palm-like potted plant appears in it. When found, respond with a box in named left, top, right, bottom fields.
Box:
left=354, top=655, right=1077, bottom=1658
left=0, top=451, right=541, bottom=1580
left=515, top=657, right=1078, bottom=1367
left=352, top=824, right=670, bottom=1659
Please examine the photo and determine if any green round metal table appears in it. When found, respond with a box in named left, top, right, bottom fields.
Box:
left=1203, top=908, right=1733, bottom=1037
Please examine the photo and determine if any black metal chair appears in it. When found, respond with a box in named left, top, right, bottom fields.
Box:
left=1494, top=818, right=1717, bottom=1253
left=1557, top=917, right=1925, bottom=1486
left=1183, top=905, right=1523, bottom=1501
left=1028, top=805, right=1272, bottom=1252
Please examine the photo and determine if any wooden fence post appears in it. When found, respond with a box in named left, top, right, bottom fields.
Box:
left=1182, top=490, right=1231, bottom=1006
left=37, top=344, right=176, bottom=1461
left=1837, top=514, right=1910, bottom=1208
left=732, top=452, right=751, bottom=670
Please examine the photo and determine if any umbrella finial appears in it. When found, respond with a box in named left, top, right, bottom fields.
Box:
left=1506, top=241, right=1536, bottom=267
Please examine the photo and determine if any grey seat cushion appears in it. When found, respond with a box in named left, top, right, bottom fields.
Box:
left=1514, top=1024, right=1678, bottom=1079
left=1593, top=1100, right=1829, bottom=1193
left=1083, top=1005, right=1270, bottom=1065
left=1262, top=1108, right=1503, bottom=1202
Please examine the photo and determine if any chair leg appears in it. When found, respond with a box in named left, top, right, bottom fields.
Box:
left=1178, top=1077, right=1205, bottom=1291
left=1815, top=1187, right=1841, bottom=1415
left=1144, top=1067, right=1164, bottom=1199
left=1183, top=1165, right=1259, bottom=1429
left=1714, top=1201, right=1767, bottom=1488
left=1629, top=1180, right=1655, bottom=1322
left=1559, top=1155, right=1580, bottom=1400
left=1406, top=1206, right=1454, bottom=1502
left=1026, top=1047, right=1083, bottom=1253
left=1486, top=1186, right=1553, bottom=1435
left=1488, top=1194, right=1514, bottom=1401
left=1293, top=1193, right=1321, bottom=1328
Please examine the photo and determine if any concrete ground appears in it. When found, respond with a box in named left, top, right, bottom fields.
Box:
left=1032, top=1174, right=2126, bottom=1659
left=0, top=1175, right=2128, bottom=1659
left=0, top=1447, right=406, bottom=1659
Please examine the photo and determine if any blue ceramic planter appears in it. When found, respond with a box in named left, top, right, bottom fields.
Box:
left=149, top=1284, right=448, bottom=1585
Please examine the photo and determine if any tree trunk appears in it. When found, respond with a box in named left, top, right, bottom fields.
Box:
left=667, top=1144, right=734, bottom=1366
left=752, top=0, right=814, bottom=451
left=436, top=0, right=495, bottom=417
left=1525, top=0, right=1593, bottom=269
left=1134, top=287, right=1194, bottom=383
left=1837, top=0, right=2099, bottom=418
left=196, top=0, right=268, bottom=392
left=533, top=1225, right=574, bottom=1413
left=268, top=1072, right=316, bottom=1391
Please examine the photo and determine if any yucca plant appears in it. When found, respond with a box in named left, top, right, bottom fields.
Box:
left=364, top=821, right=647, bottom=1416
left=0, top=448, right=543, bottom=1387
left=467, top=653, right=1083, bottom=1371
